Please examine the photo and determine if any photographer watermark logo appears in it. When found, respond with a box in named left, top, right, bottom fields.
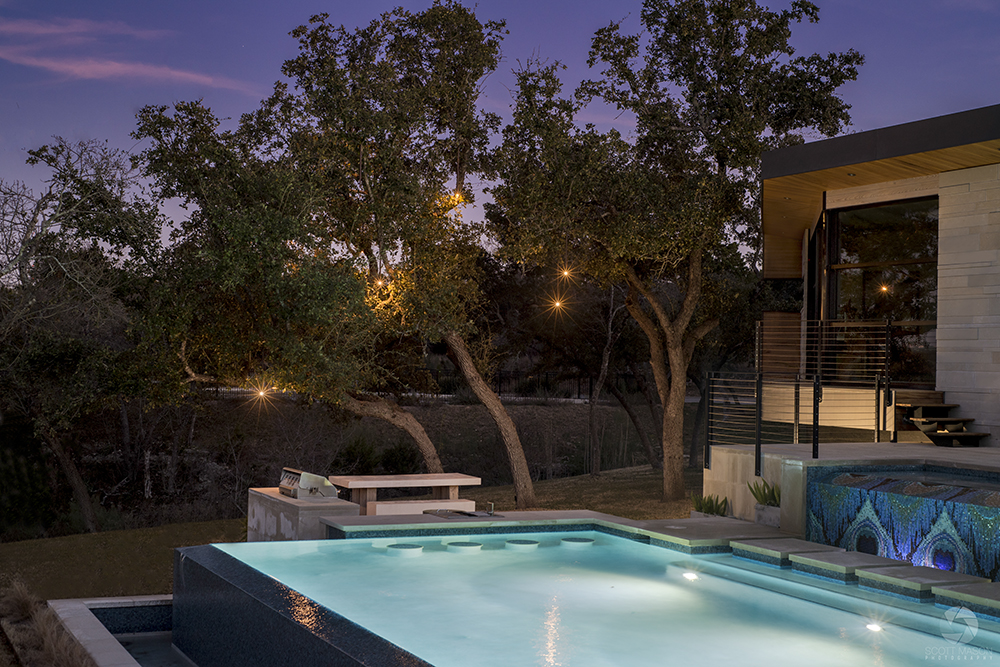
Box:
left=926, top=606, right=994, bottom=661
left=941, top=606, right=978, bottom=645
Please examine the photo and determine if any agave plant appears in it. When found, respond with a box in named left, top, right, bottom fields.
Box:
left=748, top=479, right=781, bottom=507
left=691, top=494, right=729, bottom=516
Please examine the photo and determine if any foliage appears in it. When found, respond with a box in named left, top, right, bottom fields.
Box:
left=0, top=139, right=166, bottom=532
left=747, top=479, right=781, bottom=507
left=691, top=493, right=728, bottom=516
left=332, top=437, right=381, bottom=476
left=489, top=0, right=862, bottom=501
left=132, top=100, right=377, bottom=401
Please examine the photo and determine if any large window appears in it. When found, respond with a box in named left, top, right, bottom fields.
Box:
left=824, top=196, right=938, bottom=384
left=828, top=197, right=938, bottom=325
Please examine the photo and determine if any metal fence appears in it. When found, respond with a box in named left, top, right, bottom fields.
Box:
left=425, top=369, right=646, bottom=400
left=706, top=319, right=904, bottom=475
left=703, top=371, right=891, bottom=475
left=204, top=370, right=650, bottom=402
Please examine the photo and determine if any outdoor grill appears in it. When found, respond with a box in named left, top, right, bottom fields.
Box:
left=278, top=467, right=338, bottom=499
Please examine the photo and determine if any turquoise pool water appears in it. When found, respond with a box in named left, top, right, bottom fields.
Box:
left=214, top=530, right=997, bottom=666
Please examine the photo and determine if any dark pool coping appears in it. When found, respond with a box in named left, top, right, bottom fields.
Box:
left=49, top=595, right=173, bottom=667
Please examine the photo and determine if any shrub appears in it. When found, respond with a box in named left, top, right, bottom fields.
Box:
left=748, top=479, right=781, bottom=507
left=332, top=437, right=380, bottom=475
left=691, top=494, right=728, bottom=516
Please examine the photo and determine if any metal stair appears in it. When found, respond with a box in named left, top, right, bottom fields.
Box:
left=895, top=399, right=988, bottom=447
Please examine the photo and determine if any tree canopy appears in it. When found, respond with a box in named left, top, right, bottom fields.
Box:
left=489, top=0, right=863, bottom=499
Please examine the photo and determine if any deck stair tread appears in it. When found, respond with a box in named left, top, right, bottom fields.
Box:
left=910, top=417, right=973, bottom=423
left=925, top=432, right=989, bottom=447
left=895, top=403, right=959, bottom=409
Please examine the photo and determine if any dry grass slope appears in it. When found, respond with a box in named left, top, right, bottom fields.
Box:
left=0, top=581, right=98, bottom=667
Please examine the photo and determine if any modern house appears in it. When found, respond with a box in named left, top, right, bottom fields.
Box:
left=757, top=103, right=1000, bottom=447
left=702, top=103, right=1000, bottom=540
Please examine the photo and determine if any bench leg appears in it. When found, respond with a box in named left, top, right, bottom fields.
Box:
left=352, top=488, right=378, bottom=515
left=432, top=486, right=459, bottom=500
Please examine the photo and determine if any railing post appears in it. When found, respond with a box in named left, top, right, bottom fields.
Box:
left=793, top=374, right=801, bottom=444
left=874, top=374, right=881, bottom=443
left=812, top=374, right=821, bottom=459
left=755, top=371, right=763, bottom=477
left=755, top=320, right=763, bottom=371
left=883, top=319, right=892, bottom=379
left=704, top=372, right=713, bottom=470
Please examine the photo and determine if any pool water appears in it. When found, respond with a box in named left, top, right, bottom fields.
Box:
left=214, top=531, right=989, bottom=666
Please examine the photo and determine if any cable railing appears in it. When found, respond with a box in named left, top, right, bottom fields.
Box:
left=755, top=318, right=936, bottom=386
left=703, top=372, right=891, bottom=475
left=705, top=318, right=906, bottom=474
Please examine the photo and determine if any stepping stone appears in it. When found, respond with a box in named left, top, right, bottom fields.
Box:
left=857, top=566, right=988, bottom=601
left=641, top=517, right=787, bottom=554
left=932, top=582, right=1000, bottom=621
left=789, top=551, right=910, bottom=584
left=730, top=538, right=844, bottom=568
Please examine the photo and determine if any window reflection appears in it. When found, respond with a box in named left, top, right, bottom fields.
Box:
left=828, top=196, right=938, bottom=385
left=831, top=197, right=938, bottom=325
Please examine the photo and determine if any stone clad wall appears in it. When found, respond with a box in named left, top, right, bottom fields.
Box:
left=937, top=163, right=1000, bottom=444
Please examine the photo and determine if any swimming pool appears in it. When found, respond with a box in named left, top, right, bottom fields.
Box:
left=173, top=527, right=1000, bottom=666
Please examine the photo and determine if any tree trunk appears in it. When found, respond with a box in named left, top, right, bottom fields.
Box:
left=40, top=427, right=98, bottom=533
left=588, top=343, right=612, bottom=476
left=624, top=251, right=718, bottom=501
left=606, top=381, right=661, bottom=470
left=341, top=395, right=444, bottom=474
left=629, top=361, right=663, bottom=445
left=443, top=330, right=537, bottom=508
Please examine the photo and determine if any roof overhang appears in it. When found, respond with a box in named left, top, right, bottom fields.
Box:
left=762, top=103, right=1000, bottom=279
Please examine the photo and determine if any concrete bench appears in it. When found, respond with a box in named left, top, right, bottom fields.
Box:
left=368, top=499, right=476, bottom=516
left=327, top=473, right=482, bottom=516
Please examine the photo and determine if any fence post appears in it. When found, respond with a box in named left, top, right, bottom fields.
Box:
left=874, top=374, right=881, bottom=443
left=755, top=371, right=763, bottom=477
left=812, top=374, right=821, bottom=459
left=793, top=374, right=801, bottom=444
left=704, top=372, right=713, bottom=470
left=886, top=373, right=894, bottom=442
left=755, top=320, right=763, bottom=371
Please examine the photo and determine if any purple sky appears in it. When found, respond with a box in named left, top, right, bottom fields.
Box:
left=2, top=0, right=999, bottom=218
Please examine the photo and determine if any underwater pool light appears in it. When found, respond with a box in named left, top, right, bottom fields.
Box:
left=683, top=572, right=699, bottom=581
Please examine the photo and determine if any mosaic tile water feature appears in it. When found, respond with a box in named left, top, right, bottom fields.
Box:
left=807, top=465, right=1000, bottom=581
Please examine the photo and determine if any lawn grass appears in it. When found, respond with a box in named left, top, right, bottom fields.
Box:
left=0, top=465, right=700, bottom=602
left=462, top=464, right=701, bottom=521
left=0, top=519, right=245, bottom=601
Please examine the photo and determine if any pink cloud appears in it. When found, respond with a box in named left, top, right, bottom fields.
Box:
left=0, top=46, right=259, bottom=95
left=0, top=17, right=170, bottom=39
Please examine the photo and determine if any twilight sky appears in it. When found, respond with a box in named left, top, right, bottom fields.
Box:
left=2, top=0, right=999, bottom=218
